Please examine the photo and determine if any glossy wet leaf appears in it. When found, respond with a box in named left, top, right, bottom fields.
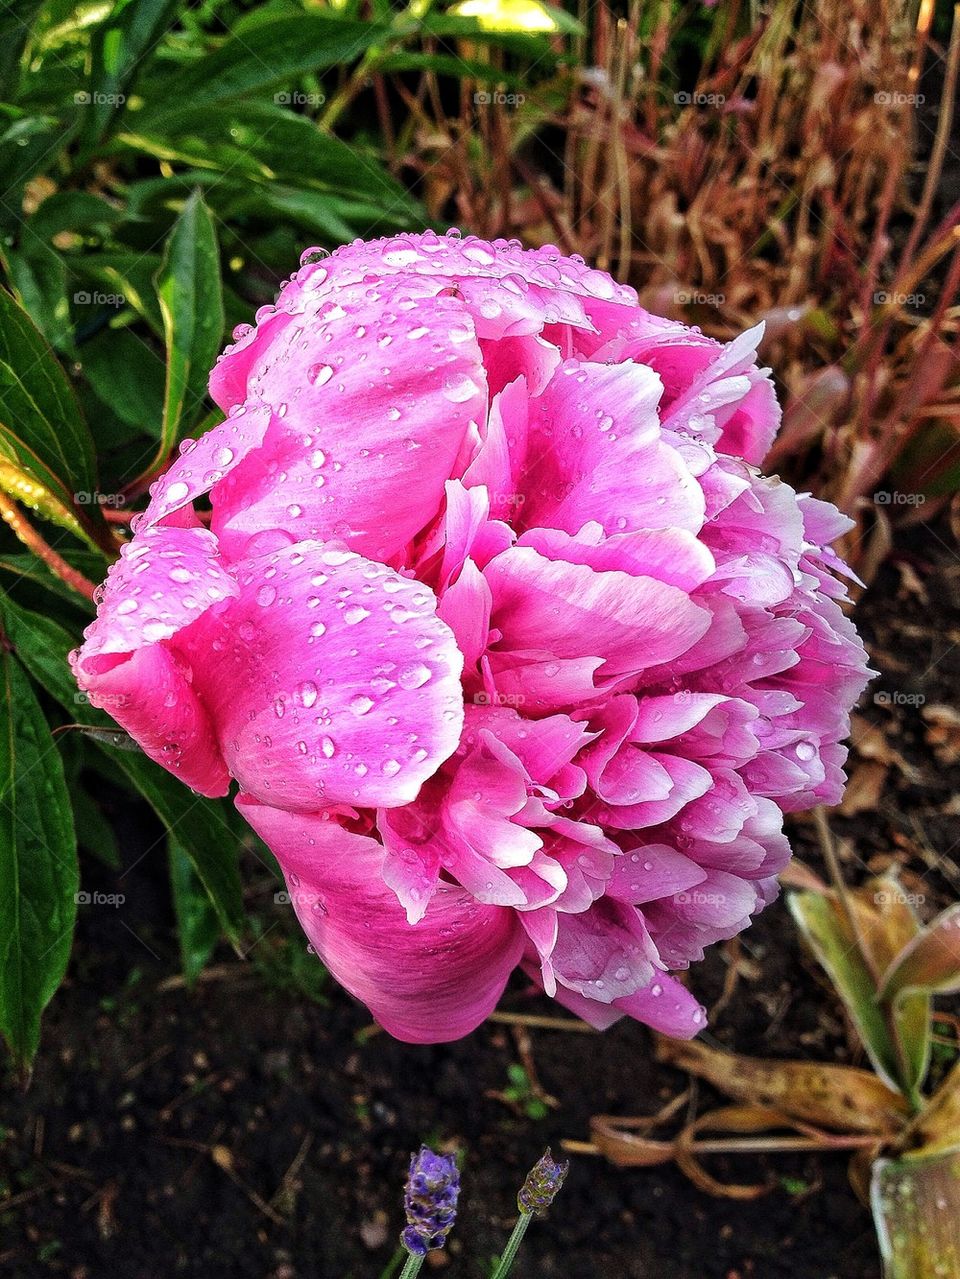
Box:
left=150, top=191, right=224, bottom=471
left=169, top=835, right=220, bottom=986
left=0, top=597, right=245, bottom=946
left=0, top=649, right=78, bottom=1069
left=140, top=14, right=384, bottom=119
left=0, top=286, right=100, bottom=541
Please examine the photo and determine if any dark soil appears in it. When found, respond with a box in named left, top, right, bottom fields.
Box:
left=2, top=530, right=959, bottom=1279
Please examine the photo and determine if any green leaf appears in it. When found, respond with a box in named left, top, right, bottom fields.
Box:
left=140, top=13, right=384, bottom=119
left=27, top=191, right=124, bottom=243
left=0, top=596, right=97, bottom=713
left=71, top=252, right=164, bottom=336
left=790, top=880, right=932, bottom=1100
left=79, top=327, right=165, bottom=434
left=788, top=889, right=904, bottom=1092
left=0, top=1, right=45, bottom=99
left=0, top=286, right=101, bottom=542
left=80, top=0, right=180, bottom=147
left=0, top=595, right=246, bottom=946
left=0, top=113, right=71, bottom=225
left=107, top=752, right=244, bottom=946
left=0, top=549, right=101, bottom=611
left=0, top=649, right=78, bottom=1069
left=1, top=245, right=72, bottom=353
left=118, top=103, right=418, bottom=211
left=150, top=190, right=224, bottom=470
left=169, top=834, right=220, bottom=985
left=72, top=785, right=121, bottom=869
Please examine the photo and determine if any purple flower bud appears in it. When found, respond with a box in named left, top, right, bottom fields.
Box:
left=401, top=1146, right=460, bottom=1255
left=517, top=1148, right=569, bottom=1216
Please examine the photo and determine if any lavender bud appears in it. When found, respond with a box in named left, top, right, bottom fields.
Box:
left=517, top=1148, right=569, bottom=1216
left=401, top=1146, right=460, bottom=1255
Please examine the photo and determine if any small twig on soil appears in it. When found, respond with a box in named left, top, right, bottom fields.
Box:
left=488, top=1012, right=598, bottom=1033
left=709, top=938, right=743, bottom=1023
left=122, top=1043, right=174, bottom=1081
left=512, top=1025, right=559, bottom=1110
left=211, top=1144, right=286, bottom=1226
left=269, top=1132, right=313, bottom=1217
left=158, top=1072, right=223, bottom=1122
left=156, top=964, right=250, bottom=992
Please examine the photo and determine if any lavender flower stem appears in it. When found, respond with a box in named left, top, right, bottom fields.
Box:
left=398, top=1251, right=425, bottom=1279
left=490, top=1210, right=533, bottom=1279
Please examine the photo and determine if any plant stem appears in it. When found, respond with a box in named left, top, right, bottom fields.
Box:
left=490, top=1211, right=533, bottom=1279
left=398, top=1251, right=425, bottom=1279
left=0, top=492, right=98, bottom=601
left=378, top=1247, right=406, bottom=1279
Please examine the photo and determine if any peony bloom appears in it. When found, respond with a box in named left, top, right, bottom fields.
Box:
left=72, top=231, right=871, bottom=1043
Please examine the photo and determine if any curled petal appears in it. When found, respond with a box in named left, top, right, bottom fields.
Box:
left=238, top=797, right=524, bottom=1042
left=71, top=525, right=238, bottom=794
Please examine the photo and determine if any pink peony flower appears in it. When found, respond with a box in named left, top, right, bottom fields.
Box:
left=72, top=231, right=871, bottom=1043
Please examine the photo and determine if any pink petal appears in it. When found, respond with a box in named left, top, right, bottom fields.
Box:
left=209, top=277, right=488, bottom=564
left=519, top=359, right=706, bottom=536
left=192, top=541, right=463, bottom=810
left=238, top=797, right=524, bottom=1042
left=541, top=968, right=706, bottom=1037
left=550, top=899, right=656, bottom=1001
left=71, top=525, right=239, bottom=795
left=141, top=403, right=274, bottom=530
left=483, top=545, right=711, bottom=710
left=519, top=523, right=715, bottom=593
left=605, top=844, right=708, bottom=904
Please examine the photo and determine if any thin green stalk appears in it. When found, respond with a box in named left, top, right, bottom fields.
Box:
left=398, top=1251, right=425, bottom=1279
left=378, top=1246, right=406, bottom=1279
left=490, top=1210, right=533, bottom=1279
